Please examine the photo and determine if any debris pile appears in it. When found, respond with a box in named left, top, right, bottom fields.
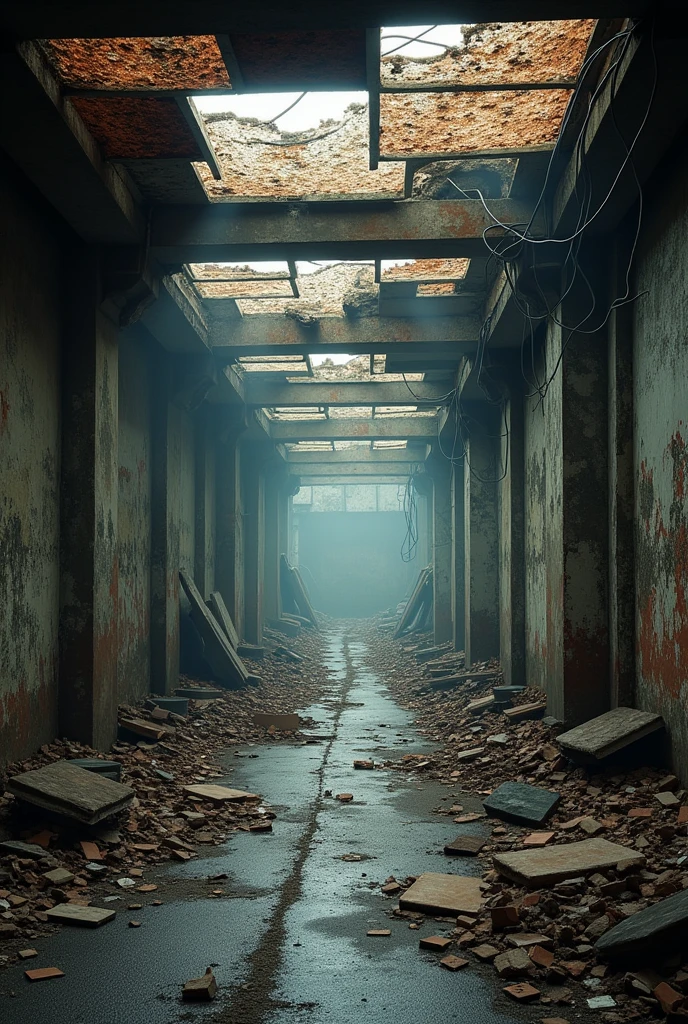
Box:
left=367, top=622, right=688, bottom=1021
left=0, top=628, right=330, bottom=971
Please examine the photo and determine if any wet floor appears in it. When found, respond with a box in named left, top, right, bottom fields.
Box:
left=0, top=630, right=526, bottom=1024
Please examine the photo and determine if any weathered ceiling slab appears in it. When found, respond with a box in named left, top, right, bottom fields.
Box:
left=226, top=30, right=367, bottom=90
left=196, top=105, right=404, bottom=201
left=71, top=96, right=201, bottom=158
left=245, top=380, right=448, bottom=406
left=39, top=36, right=231, bottom=91
left=379, top=89, right=573, bottom=159
left=268, top=414, right=438, bottom=441
left=379, top=20, right=595, bottom=89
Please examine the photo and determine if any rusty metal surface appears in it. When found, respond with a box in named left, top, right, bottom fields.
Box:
left=71, top=96, right=202, bottom=159
left=198, top=105, right=404, bottom=201
left=382, top=258, right=469, bottom=280
left=0, top=166, right=61, bottom=765
left=380, top=88, right=573, bottom=158
left=229, top=30, right=366, bottom=89
left=633, top=148, right=688, bottom=776
left=380, top=20, right=595, bottom=88
left=116, top=331, right=153, bottom=704
left=40, top=36, right=230, bottom=90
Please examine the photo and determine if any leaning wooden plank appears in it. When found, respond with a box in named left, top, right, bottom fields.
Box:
left=394, top=567, right=430, bottom=639
left=280, top=554, right=299, bottom=616
left=557, top=708, right=665, bottom=763
left=8, top=761, right=135, bottom=825
left=179, top=570, right=250, bottom=687
left=291, top=566, right=319, bottom=628
left=207, top=591, right=240, bottom=649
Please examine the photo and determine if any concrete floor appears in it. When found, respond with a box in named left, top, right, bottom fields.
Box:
left=0, top=631, right=528, bottom=1024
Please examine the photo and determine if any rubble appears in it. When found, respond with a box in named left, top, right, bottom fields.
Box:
left=362, top=619, right=688, bottom=1018
left=0, top=626, right=329, bottom=971
left=182, top=967, right=218, bottom=1001
left=7, top=761, right=135, bottom=825
left=400, top=873, right=484, bottom=916
left=483, top=781, right=561, bottom=827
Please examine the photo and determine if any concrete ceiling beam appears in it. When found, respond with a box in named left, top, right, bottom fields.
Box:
left=4, top=3, right=646, bottom=39
left=267, top=415, right=438, bottom=442
left=212, top=315, right=480, bottom=359
left=245, top=380, right=450, bottom=407
left=149, top=199, right=536, bottom=265
left=284, top=446, right=428, bottom=464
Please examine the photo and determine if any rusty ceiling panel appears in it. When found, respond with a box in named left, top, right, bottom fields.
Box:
left=380, top=89, right=572, bottom=158
left=228, top=30, right=366, bottom=90
left=189, top=262, right=290, bottom=280
left=382, top=258, right=470, bottom=281
left=380, top=20, right=595, bottom=89
left=198, top=105, right=404, bottom=200
left=195, top=279, right=295, bottom=299
left=71, top=96, right=202, bottom=159
left=40, top=36, right=230, bottom=91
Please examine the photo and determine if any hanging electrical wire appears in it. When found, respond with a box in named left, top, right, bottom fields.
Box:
left=446, top=19, right=658, bottom=407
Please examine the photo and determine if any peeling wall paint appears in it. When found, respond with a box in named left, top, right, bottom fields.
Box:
left=179, top=409, right=196, bottom=576
left=633, top=140, right=688, bottom=777
left=0, top=162, right=61, bottom=764
left=117, top=328, right=152, bottom=703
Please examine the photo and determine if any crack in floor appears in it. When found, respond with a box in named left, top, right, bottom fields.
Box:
left=208, top=632, right=354, bottom=1024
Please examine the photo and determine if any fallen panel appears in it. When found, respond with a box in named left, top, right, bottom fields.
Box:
left=483, top=782, right=560, bottom=826
left=180, top=569, right=250, bottom=687
left=183, top=784, right=259, bottom=802
left=557, top=707, right=665, bottom=762
left=7, top=761, right=135, bottom=825
left=207, top=591, right=240, bottom=649
left=595, top=889, right=688, bottom=963
left=494, top=838, right=645, bottom=888
left=444, top=835, right=486, bottom=856
left=252, top=713, right=301, bottom=731
left=399, top=872, right=484, bottom=917
left=380, top=90, right=572, bottom=159
left=45, top=905, right=116, bottom=927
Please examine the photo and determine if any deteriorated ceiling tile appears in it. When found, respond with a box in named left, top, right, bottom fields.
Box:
left=382, top=258, right=470, bottom=281
left=380, top=89, right=572, bottom=158
left=237, top=263, right=377, bottom=317
left=71, top=96, right=201, bottom=159
left=41, top=36, right=230, bottom=91
left=197, top=106, right=404, bottom=201
left=194, top=279, right=295, bottom=299
left=189, top=262, right=290, bottom=280
left=229, top=30, right=366, bottom=89
left=379, top=20, right=595, bottom=88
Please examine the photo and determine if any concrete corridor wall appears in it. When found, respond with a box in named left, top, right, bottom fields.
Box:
left=0, top=158, right=63, bottom=762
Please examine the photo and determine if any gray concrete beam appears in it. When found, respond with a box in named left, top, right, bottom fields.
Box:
left=287, top=462, right=416, bottom=477
left=285, top=446, right=428, bottom=464
left=215, top=407, right=247, bottom=634
left=213, top=315, right=480, bottom=359
left=269, top=416, right=438, bottom=442
left=150, top=199, right=535, bottom=265
left=246, top=380, right=450, bottom=407
left=427, top=451, right=454, bottom=646
left=4, top=3, right=640, bottom=38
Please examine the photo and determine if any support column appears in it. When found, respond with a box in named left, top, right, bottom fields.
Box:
left=452, top=459, right=466, bottom=653
left=150, top=349, right=181, bottom=695
left=263, top=462, right=290, bottom=623
left=499, top=378, right=526, bottom=686
left=241, top=440, right=272, bottom=645
left=194, top=403, right=215, bottom=598
left=215, top=408, right=246, bottom=634
left=59, top=248, right=119, bottom=747
left=608, top=240, right=635, bottom=708
left=463, top=402, right=500, bottom=667
left=428, top=450, right=453, bottom=645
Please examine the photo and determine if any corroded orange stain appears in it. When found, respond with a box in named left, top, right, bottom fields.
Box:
left=637, top=431, right=688, bottom=701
